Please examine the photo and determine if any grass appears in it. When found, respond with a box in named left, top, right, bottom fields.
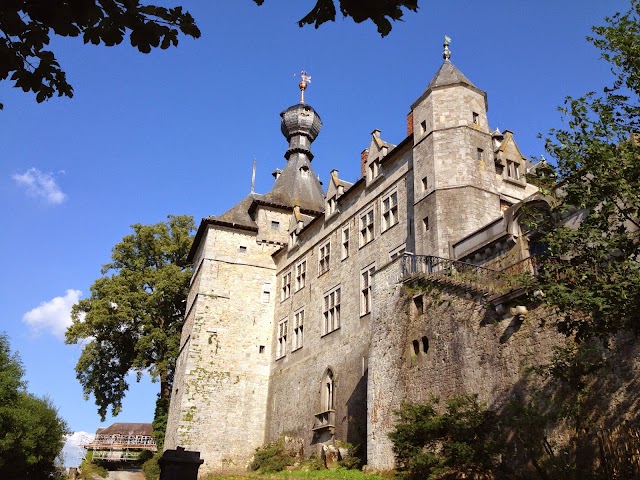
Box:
left=206, top=467, right=392, bottom=480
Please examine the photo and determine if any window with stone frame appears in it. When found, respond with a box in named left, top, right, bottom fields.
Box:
left=289, top=230, right=298, bottom=248
left=341, top=226, right=350, bottom=260
left=381, top=190, right=399, bottom=232
left=292, top=309, right=304, bottom=350
left=359, top=207, right=374, bottom=246
left=368, top=159, right=380, bottom=181
left=390, top=244, right=406, bottom=260
left=277, top=318, right=288, bottom=359
left=318, top=241, right=330, bottom=275
left=361, top=264, right=375, bottom=315
left=327, top=195, right=337, bottom=215
left=295, top=258, right=306, bottom=291
left=506, top=159, right=520, bottom=180
left=323, top=286, right=341, bottom=335
left=281, top=270, right=291, bottom=301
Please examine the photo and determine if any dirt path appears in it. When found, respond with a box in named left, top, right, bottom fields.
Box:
left=105, top=469, right=145, bottom=480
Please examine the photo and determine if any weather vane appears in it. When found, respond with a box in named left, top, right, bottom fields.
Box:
left=443, top=35, right=451, bottom=60
left=297, top=70, right=312, bottom=103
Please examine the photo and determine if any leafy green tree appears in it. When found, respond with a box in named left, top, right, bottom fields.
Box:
left=66, top=215, right=195, bottom=431
left=389, top=395, right=504, bottom=480
left=0, top=334, right=68, bottom=480
left=535, top=0, right=640, bottom=344
left=0, top=1, right=201, bottom=110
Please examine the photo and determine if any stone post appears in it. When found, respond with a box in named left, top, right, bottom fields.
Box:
left=159, top=447, right=204, bottom=480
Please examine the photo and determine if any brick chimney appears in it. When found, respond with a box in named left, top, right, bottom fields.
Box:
left=407, top=111, right=414, bottom=136
left=360, top=149, right=369, bottom=178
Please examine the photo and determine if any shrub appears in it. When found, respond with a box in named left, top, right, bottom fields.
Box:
left=77, top=459, right=108, bottom=479
left=142, top=451, right=162, bottom=480
left=389, top=394, right=504, bottom=480
left=249, top=437, right=294, bottom=473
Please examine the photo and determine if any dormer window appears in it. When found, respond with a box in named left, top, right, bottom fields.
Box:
left=368, top=159, right=380, bottom=181
left=327, top=195, right=337, bottom=215
left=289, top=231, right=297, bottom=247
left=506, top=160, right=520, bottom=180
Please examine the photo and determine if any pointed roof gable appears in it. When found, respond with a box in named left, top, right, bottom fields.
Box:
left=411, top=60, right=487, bottom=110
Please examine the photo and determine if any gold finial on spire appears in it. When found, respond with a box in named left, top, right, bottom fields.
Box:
left=443, top=35, right=451, bottom=60
left=298, top=71, right=311, bottom=103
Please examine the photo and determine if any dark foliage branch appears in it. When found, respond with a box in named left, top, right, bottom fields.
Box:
left=0, top=0, right=201, bottom=109
left=253, top=0, right=419, bottom=37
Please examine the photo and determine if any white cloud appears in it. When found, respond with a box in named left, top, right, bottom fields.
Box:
left=62, top=431, right=94, bottom=467
left=22, top=289, right=83, bottom=340
left=12, top=167, right=67, bottom=204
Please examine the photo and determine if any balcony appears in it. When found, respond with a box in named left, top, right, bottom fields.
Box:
left=313, top=410, right=336, bottom=433
left=401, top=254, right=537, bottom=296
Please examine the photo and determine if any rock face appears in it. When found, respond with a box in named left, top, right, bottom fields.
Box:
left=322, top=445, right=340, bottom=470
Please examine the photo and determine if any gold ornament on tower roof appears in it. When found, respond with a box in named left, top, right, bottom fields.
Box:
left=298, top=71, right=311, bottom=103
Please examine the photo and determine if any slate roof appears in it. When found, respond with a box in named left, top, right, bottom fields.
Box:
left=426, top=59, right=478, bottom=90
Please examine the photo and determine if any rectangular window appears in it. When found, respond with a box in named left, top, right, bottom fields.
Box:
left=341, top=227, right=350, bottom=260
left=295, top=259, right=306, bottom=291
left=368, top=159, right=380, bottom=181
left=477, top=148, right=483, bottom=161
left=360, top=208, right=374, bottom=246
left=361, top=264, right=375, bottom=315
left=238, top=245, right=247, bottom=253
left=421, top=176, right=428, bottom=191
left=293, top=309, right=304, bottom=350
left=420, top=120, right=427, bottom=134
left=289, top=231, right=297, bottom=247
left=281, top=271, right=291, bottom=300
left=472, top=112, right=479, bottom=124
left=319, top=241, right=330, bottom=275
left=390, top=245, right=406, bottom=260
left=423, top=217, right=429, bottom=232
left=382, top=190, right=399, bottom=231
left=277, top=318, right=288, bottom=359
left=506, top=160, right=520, bottom=179
left=271, top=220, right=280, bottom=230
left=323, top=287, right=341, bottom=335
left=327, top=196, right=337, bottom=215
left=262, top=283, right=271, bottom=303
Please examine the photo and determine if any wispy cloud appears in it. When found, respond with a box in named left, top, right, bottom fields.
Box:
left=62, top=431, right=94, bottom=467
left=12, top=167, right=66, bottom=205
left=22, top=289, right=82, bottom=340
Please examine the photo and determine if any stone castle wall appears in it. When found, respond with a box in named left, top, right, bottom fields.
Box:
left=367, top=258, right=561, bottom=469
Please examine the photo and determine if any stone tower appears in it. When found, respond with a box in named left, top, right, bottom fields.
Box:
left=164, top=89, right=325, bottom=473
left=410, top=51, right=501, bottom=258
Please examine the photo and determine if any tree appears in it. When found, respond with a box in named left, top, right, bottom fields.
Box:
left=1, top=1, right=419, bottom=110
left=66, top=214, right=195, bottom=430
left=255, top=0, right=419, bottom=37
left=0, top=334, right=68, bottom=480
left=533, top=0, right=640, bottom=344
left=0, top=1, right=201, bottom=110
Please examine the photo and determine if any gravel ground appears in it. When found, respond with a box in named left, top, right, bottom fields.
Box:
left=105, top=469, right=145, bottom=480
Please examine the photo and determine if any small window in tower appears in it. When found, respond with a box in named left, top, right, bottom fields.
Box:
left=259, top=345, right=265, bottom=354
left=472, top=112, right=479, bottom=124
left=300, top=166, right=309, bottom=178
left=423, top=217, right=429, bottom=232
left=413, top=295, right=423, bottom=315
left=238, top=245, right=247, bottom=253
left=422, top=336, right=429, bottom=354
left=412, top=340, right=420, bottom=356
left=271, top=220, right=280, bottom=230
left=421, top=176, right=428, bottom=191
left=477, top=148, right=484, bottom=161
left=420, top=120, right=427, bottom=134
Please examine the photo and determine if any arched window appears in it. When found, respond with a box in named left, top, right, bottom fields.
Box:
left=321, top=369, right=334, bottom=412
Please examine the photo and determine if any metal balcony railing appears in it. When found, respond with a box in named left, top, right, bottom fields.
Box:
left=401, top=254, right=536, bottom=295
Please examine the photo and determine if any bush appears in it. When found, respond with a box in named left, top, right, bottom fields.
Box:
left=77, top=459, right=107, bottom=479
left=142, top=451, right=162, bottom=480
left=249, top=437, right=295, bottom=473
left=389, top=394, right=504, bottom=480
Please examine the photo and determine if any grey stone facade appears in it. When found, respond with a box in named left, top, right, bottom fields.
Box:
left=165, top=57, right=541, bottom=475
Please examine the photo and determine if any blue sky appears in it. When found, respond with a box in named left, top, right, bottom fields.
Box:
left=0, top=0, right=629, bottom=466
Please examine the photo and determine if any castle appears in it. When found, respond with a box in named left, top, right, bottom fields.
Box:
left=164, top=45, right=548, bottom=474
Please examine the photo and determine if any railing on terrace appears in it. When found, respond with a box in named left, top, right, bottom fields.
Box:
left=82, top=434, right=157, bottom=451
left=401, top=254, right=536, bottom=295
